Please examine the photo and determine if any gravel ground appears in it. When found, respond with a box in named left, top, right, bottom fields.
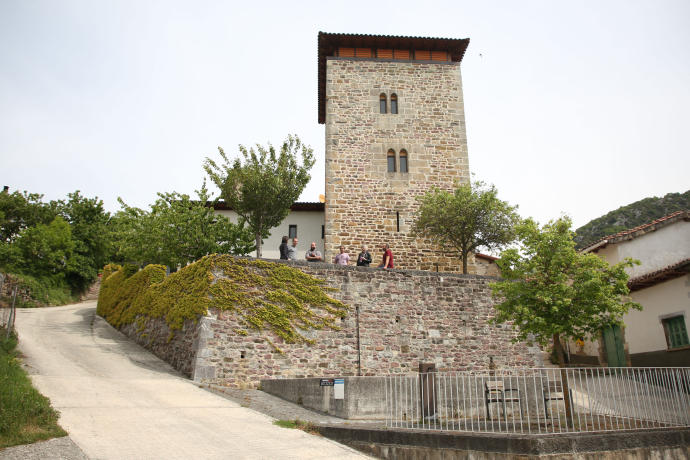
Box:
left=0, top=436, right=88, bottom=460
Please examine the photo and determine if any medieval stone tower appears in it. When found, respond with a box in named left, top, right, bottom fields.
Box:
left=319, top=32, right=473, bottom=271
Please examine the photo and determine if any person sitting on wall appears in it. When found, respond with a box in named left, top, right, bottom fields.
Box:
left=333, top=245, right=350, bottom=265
left=356, top=245, right=372, bottom=267
left=279, top=236, right=289, bottom=260
left=287, top=237, right=298, bottom=260
left=378, top=243, right=394, bottom=269
left=305, top=242, right=322, bottom=262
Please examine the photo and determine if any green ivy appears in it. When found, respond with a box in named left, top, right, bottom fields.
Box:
left=97, top=255, right=348, bottom=348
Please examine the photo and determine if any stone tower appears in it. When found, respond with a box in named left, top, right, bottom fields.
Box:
left=318, top=32, right=472, bottom=271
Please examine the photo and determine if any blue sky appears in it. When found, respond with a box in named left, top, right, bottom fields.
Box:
left=1, top=0, right=688, bottom=228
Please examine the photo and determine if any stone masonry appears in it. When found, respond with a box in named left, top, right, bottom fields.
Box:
left=116, top=260, right=543, bottom=388
left=323, top=56, right=471, bottom=272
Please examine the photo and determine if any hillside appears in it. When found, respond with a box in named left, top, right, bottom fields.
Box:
left=574, top=190, right=690, bottom=249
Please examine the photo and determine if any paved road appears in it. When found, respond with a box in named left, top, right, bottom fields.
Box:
left=13, top=302, right=369, bottom=459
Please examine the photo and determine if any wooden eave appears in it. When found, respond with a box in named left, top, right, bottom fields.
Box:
left=318, top=32, right=470, bottom=124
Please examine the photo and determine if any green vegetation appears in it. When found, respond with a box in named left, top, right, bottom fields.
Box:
left=491, top=217, right=641, bottom=367
left=204, top=135, right=315, bottom=258
left=0, top=189, right=110, bottom=305
left=491, top=217, right=641, bottom=426
left=0, top=184, right=255, bottom=306
left=0, top=329, right=67, bottom=448
left=411, top=180, right=520, bottom=273
left=272, top=419, right=318, bottom=434
left=112, top=183, right=255, bottom=268
left=97, top=255, right=348, bottom=348
left=574, top=190, right=689, bottom=249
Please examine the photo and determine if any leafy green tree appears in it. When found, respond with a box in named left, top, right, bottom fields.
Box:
left=11, top=217, right=74, bottom=276
left=53, top=191, right=111, bottom=292
left=411, top=180, right=520, bottom=274
left=204, top=135, right=315, bottom=258
left=0, top=190, right=55, bottom=243
left=491, top=217, right=641, bottom=424
left=114, top=185, right=255, bottom=268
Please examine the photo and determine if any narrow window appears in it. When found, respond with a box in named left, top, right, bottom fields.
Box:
left=289, top=225, right=297, bottom=239
left=399, top=149, right=408, bottom=173
left=663, top=316, right=689, bottom=349
left=396, top=211, right=400, bottom=232
left=390, top=93, right=398, bottom=114
left=321, top=225, right=325, bottom=239
left=379, top=93, right=387, bottom=114
left=387, top=149, right=396, bottom=172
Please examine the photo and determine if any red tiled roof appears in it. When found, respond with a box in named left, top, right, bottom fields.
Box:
left=581, top=210, right=689, bottom=253
left=475, top=253, right=499, bottom=262
left=628, top=258, right=690, bottom=292
left=317, top=32, right=470, bottom=124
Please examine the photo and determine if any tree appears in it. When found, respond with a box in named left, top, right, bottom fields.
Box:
left=113, top=184, right=255, bottom=268
left=204, top=135, right=315, bottom=258
left=491, top=217, right=641, bottom=424
left=11, top=217, right=74, bottom=277
left=53, top=191, right=112, bottom=292
left=0, top=189, right=55, bottom=243
left=410, top=180, right=520, bottom=274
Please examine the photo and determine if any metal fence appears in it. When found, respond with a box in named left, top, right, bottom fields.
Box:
left=384, top=367, right=690, bottom=434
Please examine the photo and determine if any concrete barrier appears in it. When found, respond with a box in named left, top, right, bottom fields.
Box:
left=261, top=376, right=387, bottom=419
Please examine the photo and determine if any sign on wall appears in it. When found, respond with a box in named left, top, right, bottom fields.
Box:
left=334, top=378, right=344, bottom=399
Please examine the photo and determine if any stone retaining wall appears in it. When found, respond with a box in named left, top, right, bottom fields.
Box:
left=195, top=260, right=543, bottom=387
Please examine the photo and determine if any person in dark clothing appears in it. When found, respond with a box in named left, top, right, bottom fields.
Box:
left=279, top=236, right=289, bottom=260
left=356, top=245, right=372, bottom=267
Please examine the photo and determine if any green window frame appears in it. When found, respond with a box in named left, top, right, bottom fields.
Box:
left=663, top=316, right=689, bottom=349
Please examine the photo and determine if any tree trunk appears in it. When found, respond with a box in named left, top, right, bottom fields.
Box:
left=461, top=253, right=468, bottom=274
left=255, top=233, right=262, bottom=258
left=553, top=333, right=574, bottom=428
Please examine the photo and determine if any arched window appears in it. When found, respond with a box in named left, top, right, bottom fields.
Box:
left=380, top=93, right=387, bottom=114
left=390, top=93, right=398, bottom=114
left=399, top=149, right=408, bottom=173
left=387, top=149, right=396, bottom=172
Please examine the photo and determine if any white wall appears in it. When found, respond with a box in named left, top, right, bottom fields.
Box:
left=216, top=209, right=325, bottom=260
left=609, top=221, right=690, bottom=277
left=625, top=275, right=690, bottom=354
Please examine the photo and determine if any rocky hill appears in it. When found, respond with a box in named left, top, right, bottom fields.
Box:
left=574, top=190, right=690, bottom=249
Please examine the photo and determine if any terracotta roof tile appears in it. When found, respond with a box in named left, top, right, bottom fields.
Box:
left=581, top=210, right=689, bottom=253
left=628, top=257, right=690, bottom=292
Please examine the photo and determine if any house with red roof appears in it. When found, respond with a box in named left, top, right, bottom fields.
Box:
left=571, top=211, right=690, bottom=367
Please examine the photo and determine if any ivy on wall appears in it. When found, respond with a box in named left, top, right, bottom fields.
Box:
left=97, top=255, right=349, bottom=348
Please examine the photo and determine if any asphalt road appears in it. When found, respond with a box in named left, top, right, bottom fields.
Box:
left=13, top=302, right=369, bottom=459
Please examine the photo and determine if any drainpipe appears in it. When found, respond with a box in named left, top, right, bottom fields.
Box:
left=356, top=305, right=361, bottom=376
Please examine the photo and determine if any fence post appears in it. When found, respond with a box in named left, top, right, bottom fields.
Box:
left=419, top=362, right=437, bottom=421
left=6, top=286, right=17, bottom=340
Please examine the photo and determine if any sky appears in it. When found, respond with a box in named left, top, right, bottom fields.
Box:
left=1, top=0, right=688, bottom=229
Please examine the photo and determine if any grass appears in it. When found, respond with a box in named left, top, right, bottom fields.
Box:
left=272, top=419, right=319, bottom=434
left=0, top=328, right=67, bottom=449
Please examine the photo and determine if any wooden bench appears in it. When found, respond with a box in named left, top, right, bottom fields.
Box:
left=485, top=380, right=522, bottom=420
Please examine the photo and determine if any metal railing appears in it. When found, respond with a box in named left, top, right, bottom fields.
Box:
left=384, top=367, right=690, bottom=434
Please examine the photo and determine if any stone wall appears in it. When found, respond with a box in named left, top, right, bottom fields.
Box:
left=119, top=314, right=202, bottom=378
left=324, top=58, right=471, bottom=272
left=196, top=261, right=543, bottom=388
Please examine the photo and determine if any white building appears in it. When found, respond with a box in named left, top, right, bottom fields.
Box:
left=214, top=202, right=326, bottom=261
left=572, top=211, right=690, bottom=367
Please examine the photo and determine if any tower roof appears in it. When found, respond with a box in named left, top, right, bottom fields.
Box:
left=318, top=32, right=470, bottom=124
